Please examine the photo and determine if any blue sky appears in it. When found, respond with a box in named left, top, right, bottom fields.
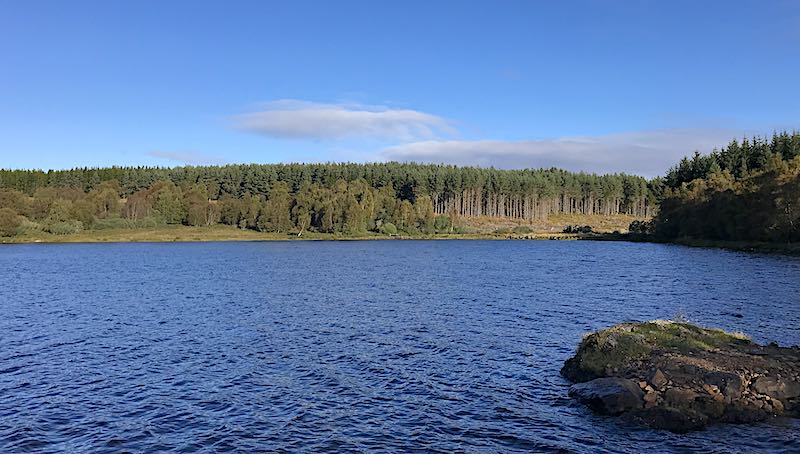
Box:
left=1, top=0, right=798, bottom=176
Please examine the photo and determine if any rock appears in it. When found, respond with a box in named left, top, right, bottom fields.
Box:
left=751, top=376, right=800, bottom=401
left=643, top=392, right=658, bottom=409
left=628, top=407, right=709, bottom=433
left=664, top=388, right=699, bottom=408
left=569, top=378, right=644, bottom=415
left=704, top=371, right=743, bottom=399
left=723, top=401, right=771, bottom=423
left=694, top=396, right=725, bottom=418
left=679, top=363, right=702, bottom=375
left=560, top=356, right=599, bottom=383
left=647, top=368, right=668, bottom=390
left=562, top=321, right=800, bottom=432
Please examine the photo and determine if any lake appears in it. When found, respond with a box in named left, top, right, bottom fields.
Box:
left=1, top=240, right=799, bottom=452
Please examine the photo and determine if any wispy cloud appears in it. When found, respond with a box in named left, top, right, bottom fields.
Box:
left=233, top=99, right=454, bottom=141
left=230, top=99, right=748, bottom=176
left=147, top=150, right=226, bottom=166
left=381, top=128, right=739, bottom=177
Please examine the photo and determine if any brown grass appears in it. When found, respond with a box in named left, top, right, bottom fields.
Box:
left=461, top=213, right=646, bottom=234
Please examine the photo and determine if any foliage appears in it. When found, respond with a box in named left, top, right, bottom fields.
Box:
left=0, top=162, right=654, bottom=222
left=45, top=220, right=83, bottom=235
left=650, top=132, right=800, bottom=243
left=433, top=215, right=453, bottom=233
left=664, top=131, right=800, bottom=189
left=563, top=225, right=593, bottom=234
left=628, top=219, right=653, bottom=235
left=0, top=207, right=22, bottom=236
left=379, top=222, right=398, bottom=235
left=91, top=217, right=163, bottom=230
left=3, top=132, right=797, bottom=241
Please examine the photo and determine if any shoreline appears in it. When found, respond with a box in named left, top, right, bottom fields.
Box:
left=3, top=226, right=799, bottom=255
left=0, top=225, right=586, bottom=245
left=615, top=234, right=800, bottom=256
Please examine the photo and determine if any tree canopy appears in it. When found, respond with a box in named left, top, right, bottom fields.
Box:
left=0, top=162, right=652, bottom=237
left=5, top=131, right=797, bottom=241
left=646, top=131, right=800, bottom=242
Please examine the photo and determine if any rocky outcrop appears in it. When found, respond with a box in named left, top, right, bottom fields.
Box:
left=568, top=377, right=644, bottom=415
left=562, top=321, right=800, bottom=433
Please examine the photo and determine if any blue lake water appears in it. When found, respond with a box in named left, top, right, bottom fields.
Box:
left=1, top=240, right=799, bottom=453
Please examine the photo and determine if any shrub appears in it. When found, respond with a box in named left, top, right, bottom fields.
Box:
left=46, top=220, right=83, bottom=235
left=379, top=222, right=398, bottom=235
left=433, top=215, right=452, bottom=232
left=0, top=208, right=22, bottom=236
left=93, top=217, right=163, bottom=230
left=18, top=217, right=43, bottom=234
left=512, top=225, right=533, bottom=234
left=563, top=225, right=593, bottom=234
left=628, top=220, right=652, bottom=235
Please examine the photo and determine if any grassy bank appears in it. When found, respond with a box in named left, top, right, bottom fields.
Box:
left=0, top=224, right=590, bottom=244
left=1, top=214, right=643, bottom=244
left=5, top=225, right=800, bottom=255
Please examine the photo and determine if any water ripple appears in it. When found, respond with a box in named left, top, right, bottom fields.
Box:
left=1, top=241, right=799, bottom=452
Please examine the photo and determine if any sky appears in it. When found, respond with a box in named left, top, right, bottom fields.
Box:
left=1, top=0, right=798, bottom=177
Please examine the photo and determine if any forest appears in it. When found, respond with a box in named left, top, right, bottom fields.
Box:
left=640, top=131, right=800, bottom=242
left=1, top=131, right=798, bottom=242
left=0, top=164, right=652, bottom=237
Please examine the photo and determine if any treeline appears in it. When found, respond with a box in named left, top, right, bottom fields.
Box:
left=663, top=131, right=800, bottom=189
left=0, top=163, right=654, bottom=237
left=640, top=131, right=800, bottom=242
left=0, top=178, right=451, bottom=237
left=5, top=132, right=798, bottom=241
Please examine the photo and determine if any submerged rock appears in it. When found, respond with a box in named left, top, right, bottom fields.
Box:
left=562, top=321, right=800, bottom=432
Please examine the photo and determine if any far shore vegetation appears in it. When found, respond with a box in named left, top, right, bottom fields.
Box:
left=0, top=215, right=637, bottom=244
left=1, top=131, right=799, bottom=250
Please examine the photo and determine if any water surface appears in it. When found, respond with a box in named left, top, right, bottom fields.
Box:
left=1, top=240, right=799, bottom=452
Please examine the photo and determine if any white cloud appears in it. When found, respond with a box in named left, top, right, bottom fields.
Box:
left=147, top=150, right=225, bottom=166
left=233, top=99, right=454, bottom=141
left=380, top=128, right=739, bottom=177
left=230, top=99, right=749, bottom=176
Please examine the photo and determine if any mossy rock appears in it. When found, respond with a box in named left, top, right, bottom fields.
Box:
left=562, top=321, right=751, bottom=382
